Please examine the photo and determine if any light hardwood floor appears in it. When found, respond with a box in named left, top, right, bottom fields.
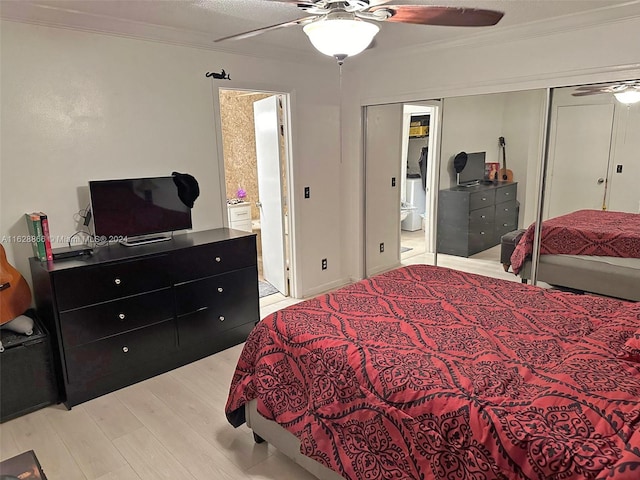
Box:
left=0, top=243, right=518, bottom=480
left=0, top=293, right=308, bottom=480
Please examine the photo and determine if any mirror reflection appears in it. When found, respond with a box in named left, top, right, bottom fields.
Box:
left=434, top=89, right=546, bottom=280
left=365, top=79, right=639, bottom=302
left=513, top=81, right=640, bottom=301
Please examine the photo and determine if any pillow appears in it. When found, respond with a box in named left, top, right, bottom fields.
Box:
left=0, top=314, right=34, bottom=335
left=621, top=329, right=640, bottom=361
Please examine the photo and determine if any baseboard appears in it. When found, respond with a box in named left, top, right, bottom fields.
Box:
left=301, top=277, right=351, bottom=298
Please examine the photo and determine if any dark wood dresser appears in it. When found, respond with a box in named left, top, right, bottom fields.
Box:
left=29, top=228, right=259, bottom=408
left=437, top=182, right=518, bottom=257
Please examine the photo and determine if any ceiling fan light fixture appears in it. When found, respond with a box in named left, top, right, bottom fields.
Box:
left=613, top=90, right=640, bottom=105
left=303, top=17, right=379, bottom=60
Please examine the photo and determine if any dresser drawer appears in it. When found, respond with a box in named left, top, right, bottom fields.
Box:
left=60, top=289, right=174, bottom=347
left=65, top=320, right=176, bottom=383
left=177, top=299, right=258, bottom=347
left=495, top=218, right=518, bottom=241
left=469, top=205, right=494, bottom=225
left=230, top=219, right=252, bottom=233
left=175, top=267, right=258, bottom=316
left=53, top=255, right=172, bottom=311
left=469, top=189, right=495, bottom=211
left=496, top=183, right=517, bottom=204
left=228, top=203, right=251, bottom=222
left=172, top=236, right=256, bottom=283
left=176, top=269, right=259, bottom=345
left=495, top=200, right=518, bottom=222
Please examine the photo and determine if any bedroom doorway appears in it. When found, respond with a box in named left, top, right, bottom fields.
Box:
left=400, top=104, right=440, bottom=266
left=363, top=101, right=440, bottom=277
left=218, top=89, right=293, bottom=298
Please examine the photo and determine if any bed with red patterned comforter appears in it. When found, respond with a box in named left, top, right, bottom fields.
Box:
left=510, top=209, right=640, bottom=275
left=226, top=265, right=640, bottom=480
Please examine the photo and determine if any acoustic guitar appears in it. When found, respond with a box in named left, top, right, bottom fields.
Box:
left=498, top=136, right=514, bottom=182
left=0, top=244, right=32, bottom=325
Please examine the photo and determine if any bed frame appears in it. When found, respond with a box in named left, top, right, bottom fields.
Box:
left=246, top=399, right=343, bottom=480
left=519, top=255, right=640, bottom=301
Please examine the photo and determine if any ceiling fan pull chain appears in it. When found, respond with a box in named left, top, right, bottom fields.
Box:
left=339, top=62, right=343, bottom=164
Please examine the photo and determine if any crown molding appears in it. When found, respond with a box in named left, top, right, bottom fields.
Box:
left=355, top=63, right=640, bottom=108
left=0, top=1, right=319, bottom=65
left=361, top=1, right=640, bottom=61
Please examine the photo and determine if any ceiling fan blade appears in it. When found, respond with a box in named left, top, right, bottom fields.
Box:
left=574, top=86, right=608, bottom=91
left=370, top=5, right=504, bottom=27
left=215, top=16, right=315, bottom=42
left=571, top=91, right=606, bottom=97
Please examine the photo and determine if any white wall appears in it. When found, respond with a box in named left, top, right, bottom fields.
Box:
left=339, top=11, right=640, bottom=279
left=0, top=20, right=343, bottom=297
left=439, top=94, right=506, bottom=190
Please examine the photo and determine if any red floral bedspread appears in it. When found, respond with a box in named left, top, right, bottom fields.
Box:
left=511, top=209, right=640, bottom=274
left=226, top=265, right=640, bottom=480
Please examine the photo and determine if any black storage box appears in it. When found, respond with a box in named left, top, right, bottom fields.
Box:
left=0, top=310, right=58, bottom=423
left=500, top=228, right=526, bottom=269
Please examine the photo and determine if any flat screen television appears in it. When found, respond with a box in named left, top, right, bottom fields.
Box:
left=89, top=176, right=192, bottom=246
left=457, top=152, right=486, bottom=186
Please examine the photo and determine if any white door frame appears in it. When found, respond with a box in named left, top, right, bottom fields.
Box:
left=212, top=83, right=298, bottom=298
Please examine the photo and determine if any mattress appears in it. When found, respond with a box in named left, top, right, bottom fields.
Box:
left=226, top=264, right=640, bottom=480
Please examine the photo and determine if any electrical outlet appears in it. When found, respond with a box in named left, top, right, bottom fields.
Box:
left=321, top=258, right=327, bottom=270
left=379, top=243, right=384, bottom=253
left=616, top=164, right=623, bottom=173
left=391, top=177, right=396, bottom=187
left=304, top=187, right=310, bottom=199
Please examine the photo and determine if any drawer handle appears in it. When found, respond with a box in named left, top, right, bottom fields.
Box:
left=481, top=215, right=486, bottom=219
left=217, top=287, right=224, bottom=293
left=504, top=208, right=509, bottom=212
left=114, top=278, right=122, bottom=285
left=236, top=212, right=248, bottom=216
left=219, top=315, right=225, bottom=322
left=122, top=346, right=129, bottom=353
left=505, top=192, right=510, bottom=196
left=215, top=257, right=221, bottom=263
left=503, top=223, right=509, bottom=227
left=480, top=231, right=485, bottom=235
left=481, top=197, right=487, bottom=201
left=118, top=313, right=126, bottom=320
left=196, top=306, right=208, bottom=312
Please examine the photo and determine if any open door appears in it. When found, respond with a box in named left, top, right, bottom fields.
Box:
left=254, top=96, right=288, bottom=295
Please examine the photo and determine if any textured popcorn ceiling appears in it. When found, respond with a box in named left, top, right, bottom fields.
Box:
left=1, top=0, right=637, bottom=60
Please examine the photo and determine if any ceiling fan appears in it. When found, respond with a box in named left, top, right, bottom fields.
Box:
left=215, top=0, right=504, bottom=64
left=571, top=80, right=640, bottom=104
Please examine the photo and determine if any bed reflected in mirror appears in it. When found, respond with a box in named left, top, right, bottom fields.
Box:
left=518, top=81, right=640, bottom=301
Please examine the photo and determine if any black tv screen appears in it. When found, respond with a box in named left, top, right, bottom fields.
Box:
left=89, top=176, right=192, bottom=240
left=457, top=152, right=486, bottom=186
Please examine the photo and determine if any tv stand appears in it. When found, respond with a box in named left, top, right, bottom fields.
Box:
left=120, top=235, right=172, bottom=247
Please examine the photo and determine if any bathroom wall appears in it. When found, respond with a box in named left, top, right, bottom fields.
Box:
left=220, top=90, right=271, bottom=220
left=220, top=90, right=289, bottom=221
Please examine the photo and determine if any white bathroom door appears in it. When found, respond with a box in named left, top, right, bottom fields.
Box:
left=254, top=96, right=288, bottom=295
